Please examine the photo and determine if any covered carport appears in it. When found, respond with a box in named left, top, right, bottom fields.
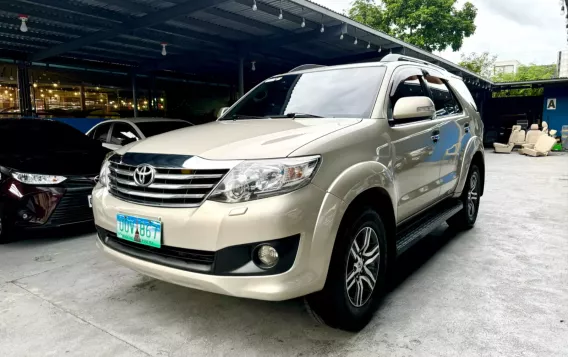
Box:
left=0, top=0, right=492, bottom=119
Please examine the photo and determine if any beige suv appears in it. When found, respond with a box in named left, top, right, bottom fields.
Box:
left=92, top=55, right=485, bottom=331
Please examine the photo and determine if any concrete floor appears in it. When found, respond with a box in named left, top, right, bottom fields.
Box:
left=1, top=150, right=567, bottom=357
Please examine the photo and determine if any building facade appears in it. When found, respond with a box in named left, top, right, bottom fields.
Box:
left=557, top=50, right=568, bottom=78
left=494, top=60, right=521, bottom=75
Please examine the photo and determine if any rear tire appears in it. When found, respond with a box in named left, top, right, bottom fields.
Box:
left=305, top=208, right=388, bottom=331
left=447, top=164, right=481, bottom=230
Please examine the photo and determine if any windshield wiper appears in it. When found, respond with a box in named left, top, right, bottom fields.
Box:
left=271, top=113, right=323, bottom=119
left=228, top=114, right=266, bottom=120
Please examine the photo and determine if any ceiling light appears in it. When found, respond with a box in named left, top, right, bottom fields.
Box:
left=340, top=33, right=344, bottom=40
left=301, top=17, right=306, bottom=28
left=18, top=14, right=28, bottom=33
left=378, top=46, right=382, bottom=53
left=251, top=61, right=256, bottom=71
left=161, top=42, right=167, bottom=56
left=354, top=37, right=358, bottom=45
left=252, top=0, right=257, bottom=11
left=320, top=23, right=325, bottom=33
left=367, top=42, right=371, bottom=49
left=278, top=9, right=283, bottom=20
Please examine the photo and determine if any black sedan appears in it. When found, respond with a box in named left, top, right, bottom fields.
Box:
left=0, top=119, right=109, bottom=242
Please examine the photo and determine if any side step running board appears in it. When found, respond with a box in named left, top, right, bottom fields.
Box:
left=395, top=200, right=464, bottom=255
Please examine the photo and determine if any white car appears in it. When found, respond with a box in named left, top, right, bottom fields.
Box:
left=86, top=118, right=192, bottom=150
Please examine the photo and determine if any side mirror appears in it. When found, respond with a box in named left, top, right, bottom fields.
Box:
left=393, top=96, right=435, bottom=121
left=217, top=107, right=230, bottom=119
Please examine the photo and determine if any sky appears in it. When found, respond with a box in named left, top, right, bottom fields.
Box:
left=311, top=0, right=567, bottom=65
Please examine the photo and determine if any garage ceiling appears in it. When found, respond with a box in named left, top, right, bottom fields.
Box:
left=0, top=0, right=492, bottom=87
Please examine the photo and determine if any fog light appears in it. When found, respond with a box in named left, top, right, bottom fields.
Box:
left=257, top=245, right=279, bottom=268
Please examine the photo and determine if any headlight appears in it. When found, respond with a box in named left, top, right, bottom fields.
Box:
left=12, top=172, right=67, bottom=185
left=99, top=160, right=111, bottom=187
left=208, top=156, right=320, bottom=203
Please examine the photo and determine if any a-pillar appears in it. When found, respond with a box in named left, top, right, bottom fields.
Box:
left=17, top=61, right=33, bottom=117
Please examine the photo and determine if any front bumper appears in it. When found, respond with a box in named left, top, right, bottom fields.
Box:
left=92, top=183, right=347, bottom=301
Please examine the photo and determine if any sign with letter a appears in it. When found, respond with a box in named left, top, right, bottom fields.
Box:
left=547, top=98, right=557, bottom=110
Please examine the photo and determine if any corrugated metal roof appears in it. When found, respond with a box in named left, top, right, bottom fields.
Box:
left=0, top=0, right=491, bottom=86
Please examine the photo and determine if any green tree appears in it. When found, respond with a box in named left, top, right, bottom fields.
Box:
left=458, top=52, right=497, bottom=79
left=492, top=64, right=556, bottom=97
left=347, top=0, right=477, bottom=52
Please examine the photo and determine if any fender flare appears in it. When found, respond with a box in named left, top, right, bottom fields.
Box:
left=453, top=136, right=484, bottom=197
left=326, top=161, right=397, bottom=218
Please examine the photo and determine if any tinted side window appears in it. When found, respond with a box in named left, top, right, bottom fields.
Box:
left=425, top=76, right=461, bottom=118
left=390, top=75, right=427, bottom=115
left=448, top=78, right=477, bottom=111
left=110, top=123, right=139, bottom=146
left=91, top=124, right=111, bottom=143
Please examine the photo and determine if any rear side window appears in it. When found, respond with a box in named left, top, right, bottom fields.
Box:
left=448, top=78, right=477, bottom=111
left=424, top=75, right=462, bottom=118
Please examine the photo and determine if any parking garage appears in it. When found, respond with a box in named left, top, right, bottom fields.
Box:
left=1, top=1, right=567, bottom=356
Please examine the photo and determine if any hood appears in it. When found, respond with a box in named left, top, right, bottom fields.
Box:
left=123, top=118, right=362, bottom=159
left=0, top=147, right=108, bottom=176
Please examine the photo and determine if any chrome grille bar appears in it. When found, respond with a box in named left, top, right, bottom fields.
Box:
left=107, top=158, right=229, bottom=208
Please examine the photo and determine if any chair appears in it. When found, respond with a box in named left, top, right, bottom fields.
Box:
left=521, top=124, right=542, bottom=149
left=493, top=126, right=521, bottom=153
left=519, top=135, right=556, bottom=157
left=511, top=125, right=526, bottom=145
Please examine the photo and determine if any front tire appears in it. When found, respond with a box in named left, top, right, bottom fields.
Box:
left=305, top=208, right=388, bottom=331
left=447, top=164, right=481, bottom=230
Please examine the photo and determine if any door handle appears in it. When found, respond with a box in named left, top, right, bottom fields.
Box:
left=431, top=130, right=440, bottom=143
left=464, top=123, right=470, bottom=133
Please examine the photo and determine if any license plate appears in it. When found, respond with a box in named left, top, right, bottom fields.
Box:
left=87, top=195, right=93, bottom=208
left=116, top=214, right=162, bottom=248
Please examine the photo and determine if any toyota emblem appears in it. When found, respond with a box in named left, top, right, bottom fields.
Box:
left=133, top=164, right=156, bottom=187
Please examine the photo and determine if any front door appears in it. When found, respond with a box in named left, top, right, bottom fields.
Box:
left=387, top=70, right=444, bottom=222
left=423, top=74, right=465, bottom=197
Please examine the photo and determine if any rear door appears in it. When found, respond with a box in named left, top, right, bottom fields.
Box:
left=424, top=74, right=467, bottom=197
left=386, top=67, right=443, bottom=222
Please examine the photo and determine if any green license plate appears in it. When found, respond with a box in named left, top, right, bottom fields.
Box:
left=116, top=214, right=162, bottom=248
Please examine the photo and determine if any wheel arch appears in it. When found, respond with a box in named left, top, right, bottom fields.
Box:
left=454, top=136, right=485, bottom=197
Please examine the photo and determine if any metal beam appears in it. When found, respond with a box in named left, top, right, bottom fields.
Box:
left=7, top=2, right=117, bottom=29
left=233, top=0, right=320, bottom=29
left=246, top=24, right=343, bottom=51
left=29, top=0, right=228, bottom=61
left=16, top=0, right=130, bottom=24
left=204, top=7, right=288, bottom=35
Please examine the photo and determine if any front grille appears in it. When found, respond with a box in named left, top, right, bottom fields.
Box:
left=48, top=187, right=94, bottom=225
left=108, top=161, right=229, bottom=207
left=98, top=228, right=214, bottom=273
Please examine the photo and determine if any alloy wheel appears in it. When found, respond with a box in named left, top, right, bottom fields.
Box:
left=345, top=226, right=380, bottom=307
left=467, top=172, right=479, bottom=219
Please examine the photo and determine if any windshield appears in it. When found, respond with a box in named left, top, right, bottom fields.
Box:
left=222, top=66, right=386, bottom=119
left=0, top=119, right=98, bottom=154
left=136, top=121, right=191, bottom=137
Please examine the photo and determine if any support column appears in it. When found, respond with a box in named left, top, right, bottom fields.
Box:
left=17, top=61, right=32, bottom=117
left=238, top=57, right=244, bottom=98
left=80, top=84, right=86, bottom=112
left=131, top=73, right=138, bottom=118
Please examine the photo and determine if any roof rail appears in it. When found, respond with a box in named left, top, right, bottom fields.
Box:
left=288, top=64, right=326, bottom=73
left=380, top=54, right=447, bottom=73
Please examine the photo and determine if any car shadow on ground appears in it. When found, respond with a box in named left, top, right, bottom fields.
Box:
left=4, top=222, right=96, bottom=246
left=100, top=223, right=468, bottom=352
